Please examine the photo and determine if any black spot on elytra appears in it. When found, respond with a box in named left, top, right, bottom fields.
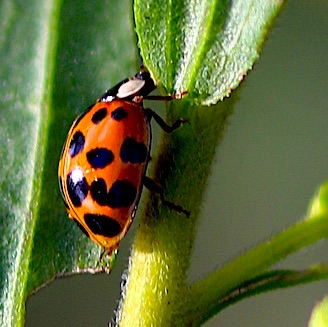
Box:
left=120, top=137, right=147, bottom=163
left=67, top=168, right=89, bottom=206
left=90, top=178, right=137, bottom=208
left=86, top=148, right=114, bottom=169
left=73, top=218, right=90, bottom=238
left=84, top=214, right=122, bottom=237
left=108, top=180, right=137, bottom=208
left=69, top=131, right=85, bottom=157
left=90, top=179, right=108, bottom=206
left=111, top=107, right=127, bottom=121
left=91, top=107, right=107, bottom=124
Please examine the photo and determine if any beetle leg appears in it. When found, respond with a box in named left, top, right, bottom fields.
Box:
left=143, top=176, right=190, bottom=217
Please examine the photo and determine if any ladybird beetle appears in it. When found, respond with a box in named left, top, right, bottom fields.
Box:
left=58, top=68, right=189, bottom=256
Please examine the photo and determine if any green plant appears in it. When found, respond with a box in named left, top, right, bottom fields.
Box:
left=1, top=0, right=328, bottom=326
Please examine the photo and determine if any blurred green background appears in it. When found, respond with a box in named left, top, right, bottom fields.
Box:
left=26, top=1, right=328, bottom=326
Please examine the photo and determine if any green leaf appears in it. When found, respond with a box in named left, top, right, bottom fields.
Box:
left=201, top=266, right=328, bottom=315
left=309, top=296, right=328, bottom=327
left=0, top=0, right=139, bottom=325
left=307, top=182, right=328, bottom=218
left=134, top=0, right=285, bottom=105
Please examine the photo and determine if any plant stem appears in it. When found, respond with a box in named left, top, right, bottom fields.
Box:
left=118, top=95, right=235, bottom=326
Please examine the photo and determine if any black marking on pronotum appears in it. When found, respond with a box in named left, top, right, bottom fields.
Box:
left=69, top=131, right=85, bottom=157
left=84, top=214, right=122, bottom=237
left=67, top=168, right=89, bottom=206
left=120, top=137, right=147, bottom=163
left=86, top=148, right=114, bottom=169
left=91, top=107, right=107, bottom=124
